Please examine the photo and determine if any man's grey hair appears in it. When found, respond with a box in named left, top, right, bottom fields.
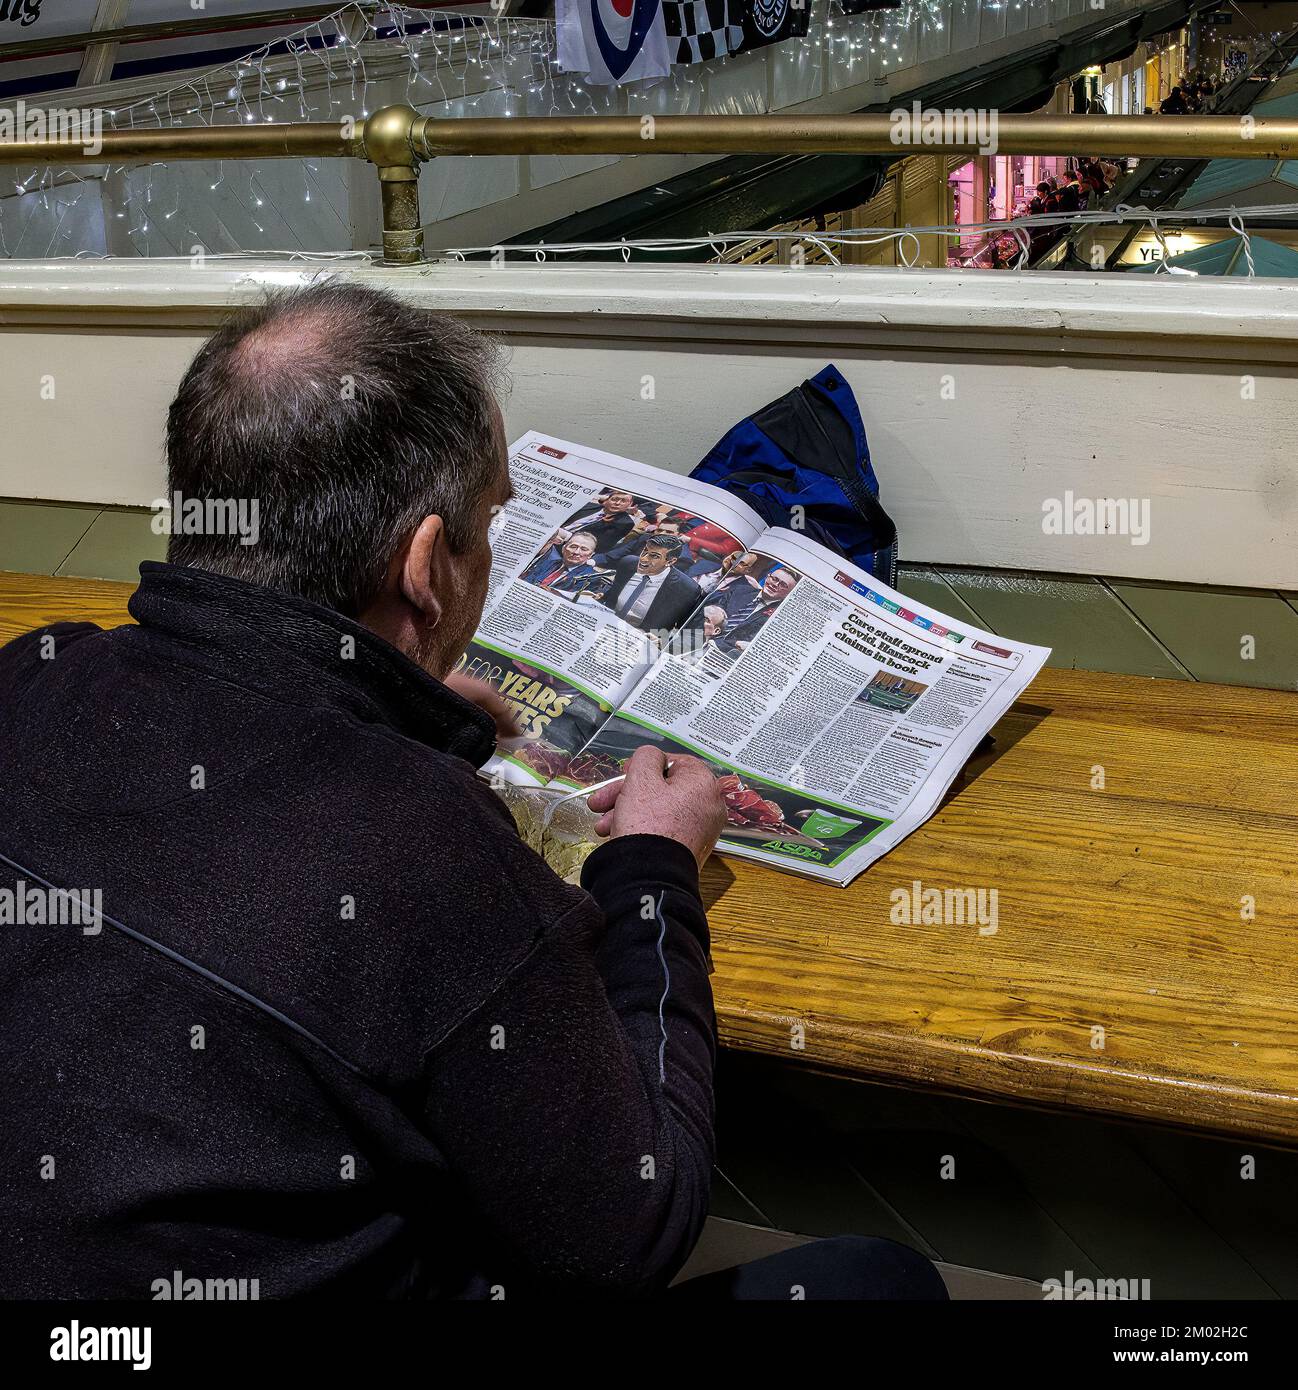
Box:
left=165, top=279, right=507, bottom=616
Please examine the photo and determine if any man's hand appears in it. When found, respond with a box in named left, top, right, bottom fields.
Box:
left=443, top=673, right=520, bottom=739
left=587, top=746, right=727, bottom=870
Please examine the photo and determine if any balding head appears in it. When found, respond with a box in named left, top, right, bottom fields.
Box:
left=222, top=299, right=346, bottom=391
left=166, top=280, right=507, bottom=618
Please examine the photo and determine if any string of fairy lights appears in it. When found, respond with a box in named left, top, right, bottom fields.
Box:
left=0, top=0, right=1120, bottom=256
left=436, top=201, right=1290, bottom=272
left=63, top=198, right=1284, bottom=275
left=0, top=0, right=1278, bottom=268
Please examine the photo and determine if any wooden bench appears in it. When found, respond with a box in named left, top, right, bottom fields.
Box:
left=4, top=571, right=1297, bottom=1146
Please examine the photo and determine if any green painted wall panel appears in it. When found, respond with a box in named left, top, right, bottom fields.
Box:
left=56, top=509, right=168, bottom=584
left=895, top=564, right=986, bottom=627
left=935, top=569, right=1192, bottom=680
left=1112, top=581, right=1298, bottom=691
left=0, top=500, right=101, bottom=577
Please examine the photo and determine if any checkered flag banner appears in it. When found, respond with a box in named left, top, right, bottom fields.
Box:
left=663, top=0, right=737, bottom=64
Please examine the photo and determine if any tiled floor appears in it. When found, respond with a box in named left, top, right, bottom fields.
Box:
left=707, top=1051, right=1296, bottom=1299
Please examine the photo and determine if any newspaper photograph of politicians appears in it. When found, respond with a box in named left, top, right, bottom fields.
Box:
left=469, top=432, right=773, bottom=790
left=660, top=552, right=802, bottom=674
left=489, top=537, right=799, bottom=784
left=517, top=492, right=748, bottom=639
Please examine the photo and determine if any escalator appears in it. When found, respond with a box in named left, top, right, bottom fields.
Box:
left=1039, top=20, right=1298, bottom=270
left=502, top=0, right=1217, bottom=260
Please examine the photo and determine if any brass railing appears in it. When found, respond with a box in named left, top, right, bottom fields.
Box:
left=2, top=105, right=1296, bottom=264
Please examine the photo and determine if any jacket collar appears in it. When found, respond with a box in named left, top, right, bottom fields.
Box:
left=127, top=562, right=497, bottom=766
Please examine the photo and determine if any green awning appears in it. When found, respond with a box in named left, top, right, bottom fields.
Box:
left=1176, top=157, right=1298, bottom=209
left=1129, top=233, right=1298, bottom=276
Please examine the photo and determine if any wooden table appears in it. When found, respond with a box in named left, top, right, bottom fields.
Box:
left=4, top=572, right=1297, bottom=1144
left=705, top=667, right=1298, bottom=1146
left=0, top=571, right=136, bottom=643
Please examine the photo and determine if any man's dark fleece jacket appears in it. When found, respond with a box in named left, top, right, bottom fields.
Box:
left=0, top=562, right=716, bottom=1299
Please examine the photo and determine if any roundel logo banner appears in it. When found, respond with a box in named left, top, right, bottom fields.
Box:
left=751, top=0, right=790, bottom=39
left=590, top=0, right=660, bottom=80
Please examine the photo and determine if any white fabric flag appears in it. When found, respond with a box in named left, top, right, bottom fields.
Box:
left=557, top=0, right=672, bottom=86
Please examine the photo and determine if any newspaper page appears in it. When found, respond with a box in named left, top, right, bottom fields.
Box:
left=460, top=432, right=769, bottom=787
left=555, top=527, right=1051, bottom=885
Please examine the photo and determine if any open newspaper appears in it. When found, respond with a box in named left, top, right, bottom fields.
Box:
left=464, top=431, right=1051, bottom=886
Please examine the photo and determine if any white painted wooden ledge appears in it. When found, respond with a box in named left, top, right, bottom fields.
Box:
left=4, top=260, right=1298, bottom=349
left=0, top=260, right=1294, bottom=588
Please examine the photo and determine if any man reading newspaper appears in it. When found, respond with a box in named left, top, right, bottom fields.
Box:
left=0, top=282, right=947, bottom=1302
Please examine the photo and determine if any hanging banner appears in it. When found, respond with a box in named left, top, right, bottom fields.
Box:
left=729, top=0, right=811, bottom=55
left=556, top=0, right=673, bottom=85
left=663, top=0, right=736, bottom=64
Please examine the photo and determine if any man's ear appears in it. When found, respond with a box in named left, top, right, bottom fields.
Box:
left=399, top=514, right=448, bottom=630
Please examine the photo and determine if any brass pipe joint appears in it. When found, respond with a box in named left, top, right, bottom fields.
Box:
left=361, top=104, right=427, bottom=266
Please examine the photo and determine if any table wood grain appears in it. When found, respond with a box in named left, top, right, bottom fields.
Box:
left=0, top=571, right=135, bottom=643
left=704, top=667, right=1298, bottom=1145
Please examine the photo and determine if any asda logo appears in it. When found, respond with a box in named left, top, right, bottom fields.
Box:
left=759, top=840, right=827, bottom=861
